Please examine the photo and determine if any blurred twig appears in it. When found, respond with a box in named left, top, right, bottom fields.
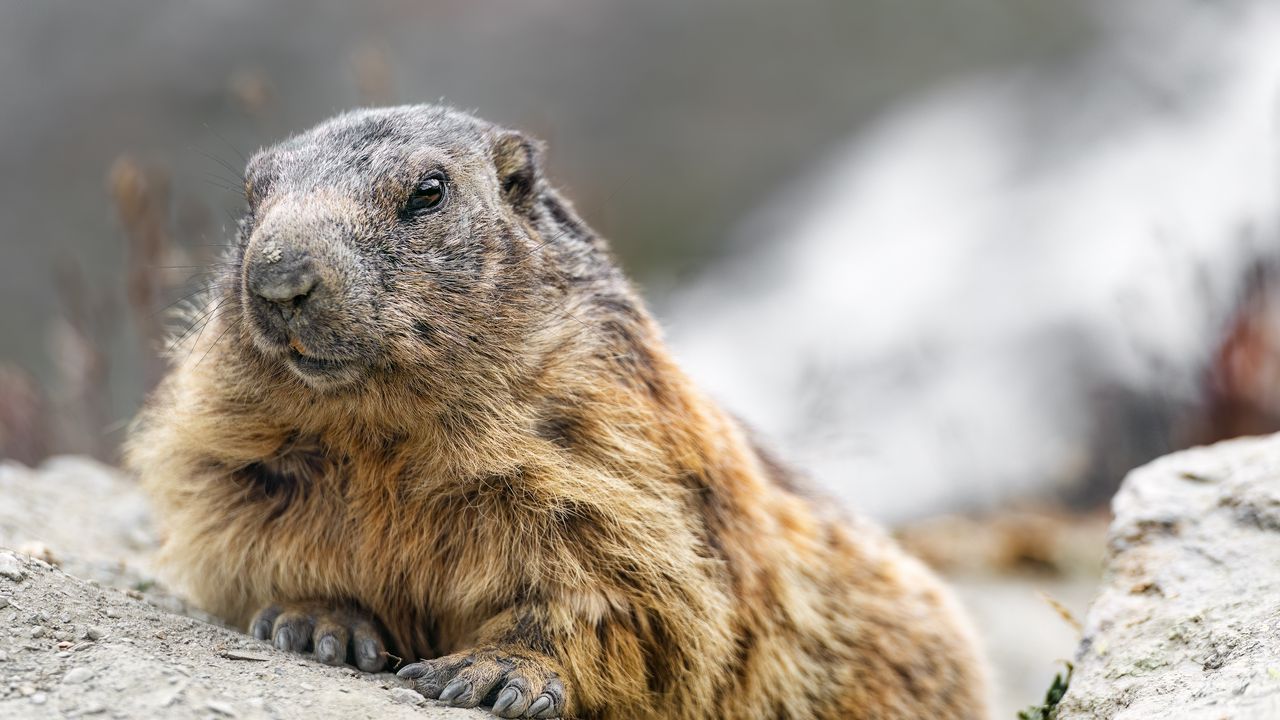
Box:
left=50, top=260, right=113, bottom=460
left=109, top=155, right=172, bottom=388
left=0, top=364, right=48, bottom=465
left=1198, top=256, right=1280, bottom=443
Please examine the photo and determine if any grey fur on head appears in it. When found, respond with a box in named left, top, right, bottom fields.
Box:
left=220, top=104, right=619, bottom=394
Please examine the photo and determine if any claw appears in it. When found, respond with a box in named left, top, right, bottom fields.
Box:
left=355, top=636, right=382, bottom=672
left=315, top=635, right=342, bottom=665
left=439, top=678, right=469, bottom=704
left=527, top=695, right=552, bottom=717
left=273, top=627, right=295, bottom=652
left=493, top=686, right=521, bottom=715
left=251, top=618, right=272, bottom=641
left=397, top=662, right=428, bottom=680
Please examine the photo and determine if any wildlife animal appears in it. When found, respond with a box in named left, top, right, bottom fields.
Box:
left=128, top=105, right=989, bottom=719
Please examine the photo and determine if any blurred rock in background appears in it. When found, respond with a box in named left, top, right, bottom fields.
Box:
left=667, top=0, right=1280, bottom=520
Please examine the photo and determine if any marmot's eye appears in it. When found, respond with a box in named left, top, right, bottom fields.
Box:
left=401, top=175, right=446, bottom=218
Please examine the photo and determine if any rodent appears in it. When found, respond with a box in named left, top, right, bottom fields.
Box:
left=127, top=104, right=989, bottom=719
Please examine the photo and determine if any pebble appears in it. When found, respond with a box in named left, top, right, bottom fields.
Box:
left=29, top=692, right=46, bottom=705
left=30, top=626, right=45, bottom=638
left=0, top=553, right=24, bottom=582
left=104, top=608, right=121, bottom=619
left=63, top=667, right=94, bottom=684
left=389, top=688, right=424, bottom=706
left=205, top=699, right=238, bottom=717
left=0, top=596, right=9, bottom=608
left=85, top=626, right=105, bottom=641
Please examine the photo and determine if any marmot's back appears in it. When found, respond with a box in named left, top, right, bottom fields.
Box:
left=128, top=104, right=989, bottom=719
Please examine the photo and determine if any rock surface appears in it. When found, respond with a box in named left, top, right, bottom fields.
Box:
left=1058, top=435, right=1280, bottom=719
left=0, top=550, right=483, bottom=719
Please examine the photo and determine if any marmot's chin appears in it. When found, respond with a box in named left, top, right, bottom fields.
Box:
left=282, top=350, right=367, bottom=392
left=285, top=364, right=363, bottom=392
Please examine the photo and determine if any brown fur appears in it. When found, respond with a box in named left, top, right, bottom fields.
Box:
left=127, top=105, right=989, bottom=719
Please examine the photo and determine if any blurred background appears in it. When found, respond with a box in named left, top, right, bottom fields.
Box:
left=2, top=0, right=1279, bottom=715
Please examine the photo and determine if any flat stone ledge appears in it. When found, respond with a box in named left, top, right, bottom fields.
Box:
left=0, top=550, right=483, bottom=719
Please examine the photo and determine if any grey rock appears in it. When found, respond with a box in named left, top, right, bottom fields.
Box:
left=0, top=553, right=24, bottom=582
left=205, top=699, right=237, bottom=717
left=0, top=539, right=490, bottom=720
left=389, top=688, right=425, bottom=706
left=1059, top=435, right=1280, bottom=719
left=63, top=666, right=94, bottom=684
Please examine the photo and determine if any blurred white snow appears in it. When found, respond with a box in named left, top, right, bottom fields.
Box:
left=666, top=0, right=1280, bottom=520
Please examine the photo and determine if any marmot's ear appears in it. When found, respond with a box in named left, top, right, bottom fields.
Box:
left=492, top=130, right=543, bottom=214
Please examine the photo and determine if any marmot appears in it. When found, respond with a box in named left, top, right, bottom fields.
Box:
left=128, top=105, right=989, bottom=719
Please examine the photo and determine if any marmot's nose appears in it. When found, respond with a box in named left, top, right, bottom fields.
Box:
left=247, top=251, right=320, bottom=310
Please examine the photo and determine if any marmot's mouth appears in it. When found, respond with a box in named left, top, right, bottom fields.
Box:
left=286, top=348, right=351, bottom=376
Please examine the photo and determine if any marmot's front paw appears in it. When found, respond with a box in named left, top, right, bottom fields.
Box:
left=249, top=601, right=388, bottom=672
left=397, top=647, right=568, bottom=719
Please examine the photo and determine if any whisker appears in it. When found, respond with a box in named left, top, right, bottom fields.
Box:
left=193, top=317, right=243, bottom=371
left=166, top=306, right=239, bottom=360
left=151, top=286, right=224, bottom=318
left=191, top=145, right=247, bottom=184
left=183, top=315, right=220, bottom=363
left=201, top=176, right=245, bottom=197
left=167, top=296, right=235, bottom=354
left=203, top=122, right=249, bottom=165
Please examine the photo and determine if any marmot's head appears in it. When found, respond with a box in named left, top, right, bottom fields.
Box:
left=220, top=105, right=608, bottom=393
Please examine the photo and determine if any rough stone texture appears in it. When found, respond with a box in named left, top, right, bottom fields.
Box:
left=1058, top=435, right=1280, bottom=719
left=0, top=456, right=158, bottom=587
left=0, top=550, right=483, bottom=719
